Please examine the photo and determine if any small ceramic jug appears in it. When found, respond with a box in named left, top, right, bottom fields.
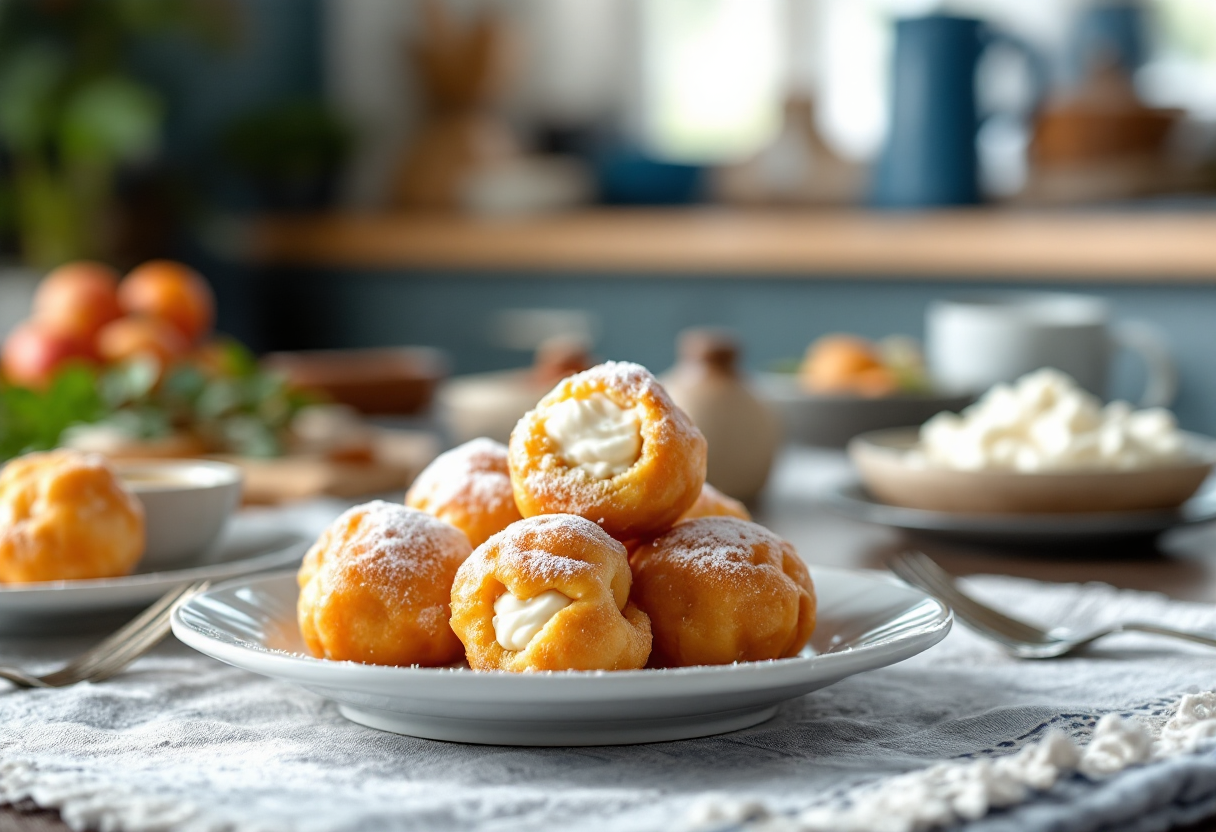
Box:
left=662, top=329, right=781, bottom=503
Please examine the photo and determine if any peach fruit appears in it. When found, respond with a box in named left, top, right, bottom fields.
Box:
left=119, top=260, right=215, bottom=343
left=32, top=261, right=122, bottom=345
left=96, top=316, right=190, bottom=368
left=1, top=321, right=94, bottom=389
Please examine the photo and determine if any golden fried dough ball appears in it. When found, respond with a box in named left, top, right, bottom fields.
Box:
left=678, top=483, right=751, bottom=523
left=405, top=438, right=522, bottom=548
left=0, top=450, right=144, bottom=583
left=450, top=514, right=651, bottom=672
left=298, top=501, right=472, bottom=666
left=630, top=517, right=815, bottom=667
left=508, top=362, right=707, bottom=541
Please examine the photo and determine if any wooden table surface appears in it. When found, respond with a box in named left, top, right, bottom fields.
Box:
left=6, top=449, right=1216, bottom=830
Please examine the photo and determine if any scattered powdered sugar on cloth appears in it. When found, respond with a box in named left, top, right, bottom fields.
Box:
left=8, top=510, right=1216, bottom=831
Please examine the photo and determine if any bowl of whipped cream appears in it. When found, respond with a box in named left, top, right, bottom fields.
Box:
left=848, top=369, right=1216, bottom=514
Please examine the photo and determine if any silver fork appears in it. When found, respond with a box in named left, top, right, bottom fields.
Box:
left=0, top=580, right=210, bottom=689
left=888, top=551, right=1216, bottom=659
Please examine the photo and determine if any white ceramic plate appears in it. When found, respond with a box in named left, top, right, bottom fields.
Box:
left=172, top=567, right=951, bottom=746
left=0, top=527, right=308, bottom=633
left=824, top=479, right=1216, bottom=548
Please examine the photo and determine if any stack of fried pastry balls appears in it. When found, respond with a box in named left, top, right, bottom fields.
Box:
left=297, top=362, right=816, bottom=671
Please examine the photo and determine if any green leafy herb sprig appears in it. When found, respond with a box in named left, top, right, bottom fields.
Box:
left=0, top=338, right=313, bottom=463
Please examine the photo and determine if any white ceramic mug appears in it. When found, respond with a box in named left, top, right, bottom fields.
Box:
left=926, top=292, right=1176, bottom=406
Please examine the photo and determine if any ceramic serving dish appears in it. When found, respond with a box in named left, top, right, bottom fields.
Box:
left=822, top=478, right=1216, bottom=549
left=849, top=427, right=1216, bottom=515
left=118, top=460, right=244, bottom=570
left=756, top=374, right=972, bottom=449
left=172, top=567, right=951, bottom=747
left=264, top=347, right=449, bottom=415
left=119, top=457, right=244, bottom=569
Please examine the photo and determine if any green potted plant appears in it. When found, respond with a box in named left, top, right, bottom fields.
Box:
left=0, top=0, right=224, bottom=267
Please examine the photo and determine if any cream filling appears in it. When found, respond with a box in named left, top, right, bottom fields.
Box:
left=492, top=589, right=572, bottom=651
left=543, top=393, right=641, bottom=479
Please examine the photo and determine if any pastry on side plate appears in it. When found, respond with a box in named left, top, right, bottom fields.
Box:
left=630, top=517, right=816, bottom=667
left=450, top=514, right=651, bottom=672
left=406, top=438, right=522, bottom=548
left=508, top=361, right=707, bottom=541
left=297, top=501, right=471, bottom=666
left=0, top=450, right=145, bottom=583
left=678, top=482, right=751, bottom=523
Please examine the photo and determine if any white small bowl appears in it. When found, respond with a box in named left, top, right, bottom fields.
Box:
left=118, top=460, right=244, bottom=570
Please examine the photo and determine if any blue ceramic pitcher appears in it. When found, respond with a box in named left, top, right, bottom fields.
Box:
left=872, top=15, right=1047, bottom=208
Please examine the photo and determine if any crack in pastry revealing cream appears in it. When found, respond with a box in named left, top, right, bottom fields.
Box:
left=492, top=589, right=572, bottom=651
left=542, top=393, right=642, bottom=479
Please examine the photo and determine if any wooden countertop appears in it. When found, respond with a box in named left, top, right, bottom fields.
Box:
left=246, top=209, right=1216, bottom=281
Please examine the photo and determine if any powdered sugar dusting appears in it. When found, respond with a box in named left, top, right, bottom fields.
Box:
left=639, top=517, right=789, bottom=583
left=311, top=501, right=471, bottom=608
left=466, top=514, right=620, bottom=588
left=406, top=438, right=516, bottom=516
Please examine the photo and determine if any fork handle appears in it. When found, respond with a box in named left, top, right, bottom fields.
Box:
left=1118, top=623, right=1216, bottom=650
left=0, top=667, right=51, bottom=689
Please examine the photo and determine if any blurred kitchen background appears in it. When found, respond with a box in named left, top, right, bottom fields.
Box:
left=3, top=0, right=1216, bottom=464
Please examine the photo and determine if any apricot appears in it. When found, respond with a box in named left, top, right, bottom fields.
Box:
left=32, top=261, right=122, bottom=345
left=96, top=316, right=190, bottom=368
left=1, top=321, right=94, bottom=389
left=800, top=335, right=886, bottom=394
left=853, top=365, right=901, bottom=397
left=119, top=260, right=215, bottom=343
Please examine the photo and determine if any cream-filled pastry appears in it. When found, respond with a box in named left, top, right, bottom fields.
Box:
left=492, top=589, right=572, bottom=651
left=508, top=362, right=707, bottom=540
left=450, top=514, right=651, bottom=672
left=543, top=393, right=641, bottom=478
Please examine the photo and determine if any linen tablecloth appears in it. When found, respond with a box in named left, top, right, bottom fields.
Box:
left=5, top=497, right=1216, bottom=831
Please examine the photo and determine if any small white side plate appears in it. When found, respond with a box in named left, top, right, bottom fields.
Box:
left=172, top=567, right=951, bottom=746
left=0, top=527, right=307, bottom=633
left=824, top=479, right=1216, bottom=546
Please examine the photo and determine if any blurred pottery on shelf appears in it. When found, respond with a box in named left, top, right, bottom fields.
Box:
left=1027, top=59, right=1183, bottom=203
left=461, top=156, right=595, bottom=217
left=715, top=96, right=863, bottom=206
left=1033, top=59, right=1181, bottom=166
left=391, top=0, right=517, bottom=211
left=756, top=374, right=972, bottom=449
left=662, top=329, right=779, bottom=503
left=849, top=427, right=1216, bottom=515
left=872, top=14, right=1047, bottom=208
left=263, top=347, right=448, bottom=416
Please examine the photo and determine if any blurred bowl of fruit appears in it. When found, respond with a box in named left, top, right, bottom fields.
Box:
left=1, top=259, right=312, bottom=464
left=757, top=334, right=973, bottom=448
